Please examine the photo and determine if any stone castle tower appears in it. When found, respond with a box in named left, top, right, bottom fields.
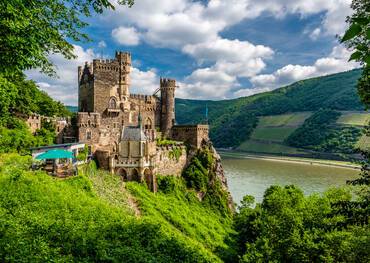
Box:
left=160, top=78, right=176, bottom=137
left=78, top=51, right=133, bottom=113
left=77, top=51, right=177, bottom=154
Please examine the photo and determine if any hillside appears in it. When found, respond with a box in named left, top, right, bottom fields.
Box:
left=175, top=69, right=366, bottom=152
left=0, top=153, right=235, bottom=262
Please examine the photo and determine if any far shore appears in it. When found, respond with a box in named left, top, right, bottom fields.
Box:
left=218, top=150, right=362, bottom=170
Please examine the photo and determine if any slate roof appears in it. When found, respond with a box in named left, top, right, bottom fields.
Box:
left=121, top=126, right=147, bottom=141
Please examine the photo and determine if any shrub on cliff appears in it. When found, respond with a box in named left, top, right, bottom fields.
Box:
left=182, top=149, right=231, bottom=216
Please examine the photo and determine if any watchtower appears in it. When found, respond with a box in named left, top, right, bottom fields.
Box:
left=78, top=51, right=132, bottom=114
left=160, top=78, right=176, bottom=137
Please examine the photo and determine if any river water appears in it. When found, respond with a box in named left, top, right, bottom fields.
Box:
left=221, top=154, right=360, bottom=205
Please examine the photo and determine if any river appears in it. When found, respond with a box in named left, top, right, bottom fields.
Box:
left=221, top=153, right=360, bottom=205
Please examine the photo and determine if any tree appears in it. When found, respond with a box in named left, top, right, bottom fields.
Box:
left=0, top=0, right=134, bottom=76
left=341, top=0, right=370, bottom=108
left=234, top=186, right=370, bottom=262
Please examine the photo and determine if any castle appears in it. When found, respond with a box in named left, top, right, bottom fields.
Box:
left=77, top=51, right=209, bottom=190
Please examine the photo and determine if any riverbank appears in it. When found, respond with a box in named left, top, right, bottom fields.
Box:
left=218, top=150, right=361, bottom=170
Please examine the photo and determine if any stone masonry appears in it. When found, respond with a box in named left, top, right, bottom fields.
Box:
left=77, top=51, right=209, bottom=191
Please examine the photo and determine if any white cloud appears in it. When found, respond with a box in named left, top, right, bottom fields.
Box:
left=130, top=67, right=159, bottom=95
left=234, top=87, right=271, bottom=98
left=183, top=38, right=273, bottom=64
left=309, top=28, right=321, bottom=40
left=112, top=26, right=140, bottom=46
left=249, top=45, right=359, bottom=90
left=100, top=0, right=353, bottom=100
left=25, top=0, right=356, bottom=103
left=178, top=66, right=238, bottom=99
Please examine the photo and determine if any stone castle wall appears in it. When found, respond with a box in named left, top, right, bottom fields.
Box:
left=155, top=145, right=187, bottom=176
left=26, top=114, right=42, bottom=133
left=172, top=125, right=209, bottom=149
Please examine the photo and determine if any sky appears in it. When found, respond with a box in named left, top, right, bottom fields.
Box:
left=26, top=0, right=359, bottom=106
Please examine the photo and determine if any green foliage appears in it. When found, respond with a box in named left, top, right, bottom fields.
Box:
left=126, top=180, right=236, bottom=262
left=286, top=109, right=341, bottom=148
left=168, top=147, right=182, bottom=161
left=0, top=0, right=133, bottom=76
left=234, top=185, right=370, bottom=262
left=157, top=175, right=187, bottom=194
left=76, top=145, right=89, bottom=162
left=357, top=67, right=370, bottom=108
left=341, top=0, right=370, bottom=66
left=182, top=149, right=231, bottom=216
left=0, top=121, right=35, bottom=154
left=341, top=0, right=370, bottom=108
left=285, top=110, right=363, bottom=154
left=0, top=74, right=70, bottom=119
left=176, top=69, right=363, bottom=147
left=314, top=127, right=362, bottom=153
left=0, top=154, right=227, bottom=262
left=0, top=116, right=58, bottom=154
left=182, top=151, right=213, bottom=192
left=156, top=138, right=179, bottom=146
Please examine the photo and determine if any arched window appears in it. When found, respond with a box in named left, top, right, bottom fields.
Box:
left=86, top=131, right=92, bottom=140
left=109, top=97, right=117, bottom=109
left=145, top=118, right=152, bottom=130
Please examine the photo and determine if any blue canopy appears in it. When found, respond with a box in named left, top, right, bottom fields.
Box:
left=35, top=149, right=74, bottom=160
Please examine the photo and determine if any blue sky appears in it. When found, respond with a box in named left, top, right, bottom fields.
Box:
left=26, top=0, right=358, bottom=105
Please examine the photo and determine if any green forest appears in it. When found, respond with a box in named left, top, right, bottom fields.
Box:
left=176, top=69, right=365, bottom=149
left=0, top=0, right=369, bottom=262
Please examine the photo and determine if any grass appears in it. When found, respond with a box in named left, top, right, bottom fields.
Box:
left=251, top=127, right=296, bottom=142
left=237, top=140, right=304, bottom=154
left=337, top=112, right=370, bottom=126
left=0, top=154, right=232, bottom=262
left=126, top=182, right=235, bottom=259
left=239, top=113, right=310, bottom=154
left=258, top=112, right=312, bottom=127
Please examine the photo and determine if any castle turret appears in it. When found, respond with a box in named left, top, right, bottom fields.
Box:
left=116, top=51, right=131, bottom=99
left=160, top=78, right=176, bottom=137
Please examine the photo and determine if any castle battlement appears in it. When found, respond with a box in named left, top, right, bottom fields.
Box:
left=115, top=51, right=131, bottom=64
left=130, top=93, right=157, bottom=102
left=160, top=78, right=176, bottom=88
left=77, top=112, right=101, bottom=127
left=172, top=125, right=209, bottom=149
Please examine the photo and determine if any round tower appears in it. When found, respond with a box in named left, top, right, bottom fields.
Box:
left=160, top=78, right=176, bottom=138
left=116, top=51, right=131, bottom=99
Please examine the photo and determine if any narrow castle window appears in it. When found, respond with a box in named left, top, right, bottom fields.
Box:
left=109, top=97, right=117, bottom=109
left=86, top=131, right=92, bottom=140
